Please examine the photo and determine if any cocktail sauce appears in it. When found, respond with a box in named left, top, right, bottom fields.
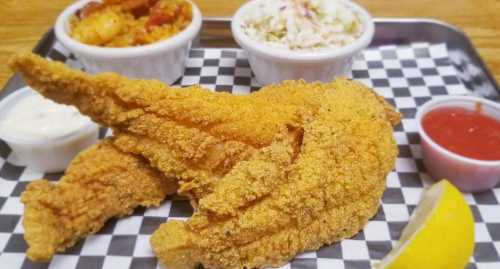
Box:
left=422, top=105, right=500, bottom=161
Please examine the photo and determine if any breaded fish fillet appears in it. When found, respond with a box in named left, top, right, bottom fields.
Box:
left=10, top=53, right=401, bottom=267
left=9, top=53, right=301, bottom=147
left=253, top=79, right=402, bottom=127
left=9, top=54, right=400, bottom=200
left=9, top=53, right=303, bottom=200
left=150, top=85, right=398, bottom=269
left=21, top=139, right=176, bottom=262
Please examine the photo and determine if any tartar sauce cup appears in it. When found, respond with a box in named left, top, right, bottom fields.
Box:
left=416, top=96, right=500, bottom=193
left=231, top=0, right=375, bottom=85
left=0, top=87, right=99, bottom=173
left=55, top=0, right=202, bottom=84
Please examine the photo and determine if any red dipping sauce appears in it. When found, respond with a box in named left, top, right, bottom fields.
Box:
left=422, top=105, right=500, bottom=161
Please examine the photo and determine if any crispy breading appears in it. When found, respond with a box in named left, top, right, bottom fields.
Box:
left=10, top=53, right=401, bottom=267
left=150, top=85, right=398, bottom=269
left=253, top=79, right=402, bottom=127
left=20, top=139, right=175, bottom=262
left=8, top=53, right=301, bottom=147
left=9, top=53, right=306, bottom=201
left=9, top=56, right=400, bottom=201
left=197, top=126, right=303, bottom=216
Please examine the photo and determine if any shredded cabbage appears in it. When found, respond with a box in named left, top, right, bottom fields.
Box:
left=241, top=0, right=364, bottom=52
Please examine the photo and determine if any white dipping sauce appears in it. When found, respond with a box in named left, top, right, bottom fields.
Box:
left=0, top=87, right=99, bottom=173
left=0, top=92, right=92, bottom=140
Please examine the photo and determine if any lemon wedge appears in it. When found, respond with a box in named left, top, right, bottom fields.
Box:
left=376, top=180, right=474, bottom=269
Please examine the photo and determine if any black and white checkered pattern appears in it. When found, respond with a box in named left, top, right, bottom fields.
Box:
left=0, top=42, right=499, bottom=269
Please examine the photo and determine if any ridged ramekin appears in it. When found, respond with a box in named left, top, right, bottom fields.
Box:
left=55, top=0, right=202, bottom=84
left=231, top=0, right=375, bottom=85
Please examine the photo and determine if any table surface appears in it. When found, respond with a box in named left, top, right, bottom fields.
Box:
left=1, top=0, right=499, bottom=88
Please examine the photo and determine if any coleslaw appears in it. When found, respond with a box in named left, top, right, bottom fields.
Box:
left=241, top=0, right=364, bottom=52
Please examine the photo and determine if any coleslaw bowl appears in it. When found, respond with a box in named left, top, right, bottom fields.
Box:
left=231, top=0, right=375, bottom=85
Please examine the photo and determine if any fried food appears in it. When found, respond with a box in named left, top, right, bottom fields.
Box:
left=9, top=53, right=302, bottom=200
left=253, top=79, right=402, bottom=127
left=10, top=53, right=400, bottom=200
left=10, top=54, right=294, bottom=262
left=9, top=53, right=299, bottom=147
left=150, top=84, right=398, bottom=269
left=10, top=53, right=401, bottom=267
left=21, top=139, right=176, bottom=262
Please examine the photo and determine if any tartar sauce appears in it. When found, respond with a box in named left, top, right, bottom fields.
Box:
left=0, top=92, right=92, bottom=141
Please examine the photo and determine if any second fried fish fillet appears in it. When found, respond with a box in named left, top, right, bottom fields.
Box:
left=253, top=79, right=402, bottom=127
left=21, top=139, right=176, bottom=262
left=151, top=84, right=399, bottom=269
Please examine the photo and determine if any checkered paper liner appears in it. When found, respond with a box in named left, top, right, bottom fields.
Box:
left=0, top=42, right=499, bottom=269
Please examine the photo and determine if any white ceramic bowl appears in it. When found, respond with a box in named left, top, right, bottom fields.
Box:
left=416, top=96, right=500, bottom=193
left=0, top=87, right=99, bottom=173
left=55, top=0, right=202, bottom=84
left=231, top=0, right=375, bottom=85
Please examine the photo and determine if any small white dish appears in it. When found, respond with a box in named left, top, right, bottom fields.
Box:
left=416, top=96, right=500, bottom=193
left=55, top=0, right=202, bottom=84
left=231, top=0, right=375, bottom=85
left=0, top=87, right=99, bottom=173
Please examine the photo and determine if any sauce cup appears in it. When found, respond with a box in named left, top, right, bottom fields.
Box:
left=0, top=87, right=99, bottom=173
left=55, top=0, right=202, bottom=84
left=231, top=0, right=375, bottom=85
left=416, top=96, right=500, bottom=193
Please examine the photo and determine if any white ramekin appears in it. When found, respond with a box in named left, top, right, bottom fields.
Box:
left=55, top=0, right=202, bottom=84
left=0, top=87, right=99, bottom=173
left=231, top=0, right=375, bottom=85
left=416, top=96, right=500, bottom=193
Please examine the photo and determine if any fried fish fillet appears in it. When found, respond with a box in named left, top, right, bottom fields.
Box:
left=10, top=53, right=400, bottom=201
left=21, top=139, right=176, bottom=262
left=150, top=85, right=399, bottom=269
left=9, top=53, right=300, bottom=147
left=253, top=79, right=402, bottom=127
left=9, top=53, right=303, bottom=200
left=9, top=54, right=302, bottom=262
left=10, top=53, right=401, bottom=267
